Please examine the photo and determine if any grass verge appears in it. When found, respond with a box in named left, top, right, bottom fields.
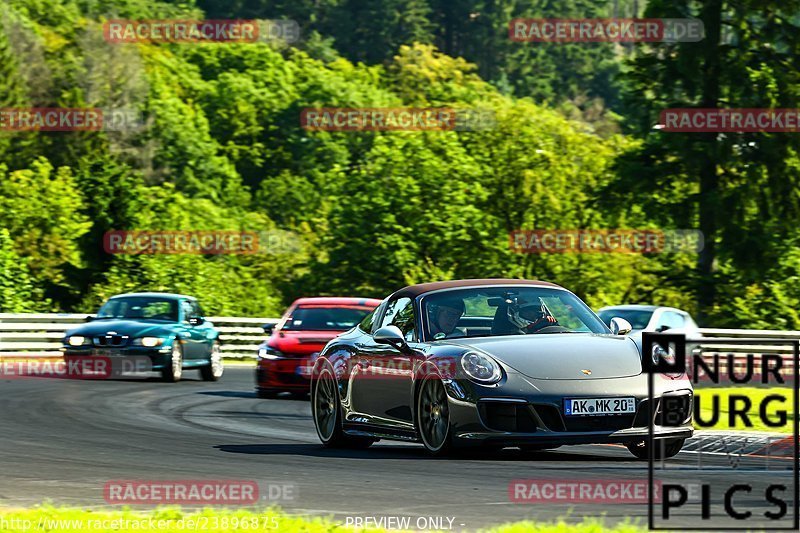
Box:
left=693, top=386, right=795, bottom=432
left=0, top=506, right=645, bottom=532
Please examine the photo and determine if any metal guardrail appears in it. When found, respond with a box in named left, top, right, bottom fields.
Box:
left=691, top=329, right=799, bottom=380
left=0, top=316, right=797, bottom=364
left=0, top=313, right=278, bottom=359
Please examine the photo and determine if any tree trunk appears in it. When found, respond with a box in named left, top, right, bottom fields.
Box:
left=696, top=0, right=723, bottom=322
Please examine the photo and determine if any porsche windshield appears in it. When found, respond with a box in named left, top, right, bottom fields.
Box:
left=96, top=297, right=179, bottom=321
left=423, top=287, right=608, bottom=340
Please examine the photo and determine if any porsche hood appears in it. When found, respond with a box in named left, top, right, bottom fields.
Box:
left=447, top=334, right=642, bottom=380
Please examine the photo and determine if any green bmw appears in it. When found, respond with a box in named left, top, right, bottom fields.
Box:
left=62, top=293, right=223, bottom=382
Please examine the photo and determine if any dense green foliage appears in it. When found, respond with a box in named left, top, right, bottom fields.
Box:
left=0, top=0, right=797, bottom=327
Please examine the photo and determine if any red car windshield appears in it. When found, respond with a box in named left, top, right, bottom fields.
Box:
left=281, top=306, right=373, bottom=331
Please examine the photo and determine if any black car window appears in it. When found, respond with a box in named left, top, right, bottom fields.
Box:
left=97, top=297, right=179, bottom=321
left=380, top=297, right=416, bottom=341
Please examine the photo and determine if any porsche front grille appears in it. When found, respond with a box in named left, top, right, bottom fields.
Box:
left=477, top=402, right=539, bottom=432
left=478, top=401, right=644, bottom=433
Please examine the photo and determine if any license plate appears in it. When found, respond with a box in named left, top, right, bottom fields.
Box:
left=94, top=349, right=113, bottom=357
left=564, top=397, right=636, bottom=416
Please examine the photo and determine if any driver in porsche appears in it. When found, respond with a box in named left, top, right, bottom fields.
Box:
left=428, top=297, right=467, bottom=340
left=503, top=296, right=558, bottom=334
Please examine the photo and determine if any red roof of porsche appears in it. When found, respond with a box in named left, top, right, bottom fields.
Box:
left=392, top=278, right=562, bottom=298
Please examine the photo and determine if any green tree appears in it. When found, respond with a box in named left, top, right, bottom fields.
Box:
left=0, top=229, right=43, bottom=312
left=612, top=0, right=800, bottom=322
left=0, top=160, right=91, bottom=305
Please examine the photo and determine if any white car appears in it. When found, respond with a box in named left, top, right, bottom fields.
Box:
left=597, top=305, right=700, bottom=341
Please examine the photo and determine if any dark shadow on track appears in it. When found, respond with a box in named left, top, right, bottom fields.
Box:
left=197, top=390, right=309, bottom=400
left=197, top=390, right=259, bottom=398
left=214, top=443, right=635, bottom=462
left=193, top=410, right=310, bottom=419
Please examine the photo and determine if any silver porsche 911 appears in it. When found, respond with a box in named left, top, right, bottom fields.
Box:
left=310, top=279, right=693, bottom=458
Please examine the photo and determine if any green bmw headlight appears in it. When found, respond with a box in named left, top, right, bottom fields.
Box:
left=133, top=337, right=165, bottom=347
left=67, top=335, right=91, bottom=346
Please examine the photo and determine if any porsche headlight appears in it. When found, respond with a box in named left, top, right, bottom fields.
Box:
left=460, top=351, right=502, bottom=384
left=67, top=335, right=90, bottom=346
left=134, top=337, right=164, bottom=347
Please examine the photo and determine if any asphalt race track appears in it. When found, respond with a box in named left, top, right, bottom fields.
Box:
left=1, top=367, right=795, bottom=530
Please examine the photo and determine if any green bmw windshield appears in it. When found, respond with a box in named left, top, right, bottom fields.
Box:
left=97, top=297, right=179, bottom=322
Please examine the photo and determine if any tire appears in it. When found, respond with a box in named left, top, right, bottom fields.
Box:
left=200, top=342, right=223, bottom=381
left=312, top=366, right=373, bottom=449
left=416, top=374, right=454, bottom=455
left=161, top=342, right=183, bottom=382
left=626, top=438, right=685, bottom=460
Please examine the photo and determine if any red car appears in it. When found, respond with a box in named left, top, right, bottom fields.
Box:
left=256, top=297, right=381, bottom=398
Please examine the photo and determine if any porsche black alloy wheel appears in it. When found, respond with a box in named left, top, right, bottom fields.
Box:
left=313, top=366, right=374, bottom=449
left=417, top=375, right=453, bottom=454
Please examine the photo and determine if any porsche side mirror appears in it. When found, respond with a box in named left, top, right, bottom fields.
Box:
left=262, top=323, right=276, bottom=335
left=188, top=316, right=205, bottom=326
left=374, top=325, right=410, bottom=352
left=610, top=317, right=633, bottom=335
left=85, top=315, right=96, bottom=322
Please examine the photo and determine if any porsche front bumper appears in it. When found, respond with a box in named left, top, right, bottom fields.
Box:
left=443, top=371, right=694, bottom=446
